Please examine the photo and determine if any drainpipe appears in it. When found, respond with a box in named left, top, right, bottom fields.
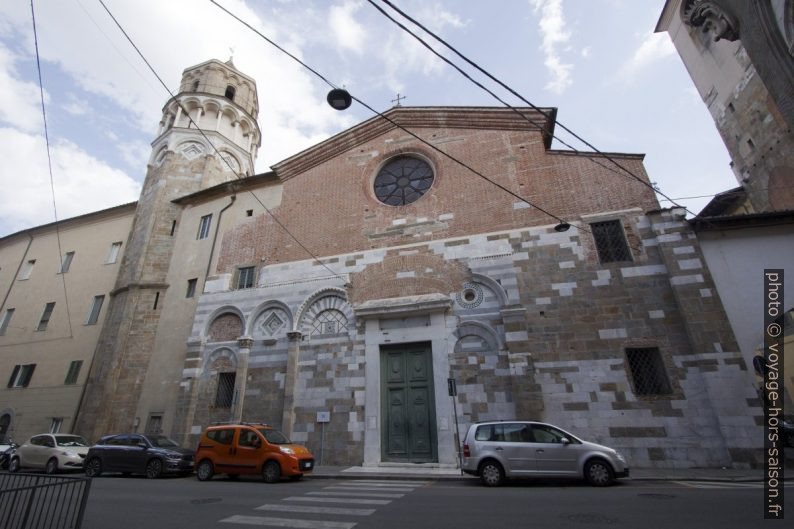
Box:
left=205, top=193, right=236, bottom=283
left=0, top=233, right=33, bottom=313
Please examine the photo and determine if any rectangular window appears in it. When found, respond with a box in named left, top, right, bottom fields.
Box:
left=7, top=364, right=36, bottom=388
left=145, top=414, right=163, bottom=434
left=18, top=259, right=36, bottom=280
left=37, top=302, right=56, bottom=331
left=197, top=214, right=212, bottom=240
left=186, top=278, right=197, bottom=298
left=0, top=308, right=14, bottom=336
left=215, top=372, right=236, bottom=408
left=85, top=295, right=105, bottom=325
left=106, top=242, right=122, bottom=264
left=59, top=251, right=75, bottom=274
left=236, top=266, right=255, bottom=290
left=49, top=418, right=63, bottom=434
left=591, top=220, right=632, bottom=264
left=625, top=347, right=672, bottom=396
left=64, top=360, right=83, bottom=385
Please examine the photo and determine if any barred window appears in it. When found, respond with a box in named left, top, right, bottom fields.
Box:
left=215, top=372, right=236, bottom=408
left=591, top=220, right=632, bottom=263
left=236, top=267, right=255, bottom=290
left=625, top=347, right=672, bottom=396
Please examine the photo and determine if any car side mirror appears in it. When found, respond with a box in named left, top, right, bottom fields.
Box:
left=560, top=437, right=570, bottom=445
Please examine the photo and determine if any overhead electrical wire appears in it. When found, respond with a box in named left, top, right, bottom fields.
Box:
left=208, top=0, right=583, bottom=233
left=366, top=0, right=640, bottom=188
left=96, top=0, right=346, bottom=283
left=30, top=0, right=74, bottom=337
left=374, top=0, right=704, bottom=220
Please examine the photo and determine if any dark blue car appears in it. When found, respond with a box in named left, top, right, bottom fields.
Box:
left=84, top=434, right=194, bottom=478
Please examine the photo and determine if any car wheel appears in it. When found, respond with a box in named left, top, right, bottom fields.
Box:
left=85, top=457, right=102, bottom=478
left=196, top=460, right=214, bottom=481
left=8, top=457, right=20, bottom=473
left=262, top=460, right=281, bottom=483
left=479, top=460, right=504, bottom=487
left=584, top=459, right=615, bottom=487
left=145, top=459, right=163, bottom=479
left=45, top=457, right=59, bottom=475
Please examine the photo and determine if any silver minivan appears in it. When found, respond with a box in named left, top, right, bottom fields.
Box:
left=461, top=421, right=629, bottom=486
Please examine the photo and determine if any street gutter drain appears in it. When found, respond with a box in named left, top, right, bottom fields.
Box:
left=562, top=513, right=618, bottom=525
left=190, top=498, right=223, bottom=505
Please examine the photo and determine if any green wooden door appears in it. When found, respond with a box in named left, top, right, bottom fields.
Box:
left=381, top=343, right=437, bottom=462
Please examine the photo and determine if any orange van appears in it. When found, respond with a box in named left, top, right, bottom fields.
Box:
left=194, top=423, right=314, bottom=483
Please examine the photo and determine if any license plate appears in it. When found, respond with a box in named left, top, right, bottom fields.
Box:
left=300, top=460, right=314, bottom=470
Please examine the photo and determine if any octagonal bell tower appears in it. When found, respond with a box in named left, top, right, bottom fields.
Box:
left=151, top=58, right=261, bottom=186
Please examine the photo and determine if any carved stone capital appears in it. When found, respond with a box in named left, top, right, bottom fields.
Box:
left=286, top=331, right=303, bottom=341
left=683, top=0, right=739, bottom=42
left=237, top=337, right=254, bottom=349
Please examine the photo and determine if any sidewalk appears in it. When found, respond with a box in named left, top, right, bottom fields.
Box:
left=307, top=464, right=787, bottom=483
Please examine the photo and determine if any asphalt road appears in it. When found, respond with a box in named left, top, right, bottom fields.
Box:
left=63, top=473, right=794, bottom=529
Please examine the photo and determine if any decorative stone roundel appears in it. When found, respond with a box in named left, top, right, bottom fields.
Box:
left=455, top=282, right=484, bottom=309
left=374, top=155, right=434, bottom=206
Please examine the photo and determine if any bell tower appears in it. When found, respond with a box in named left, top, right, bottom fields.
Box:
left=74, top=59, right=260, bottom=441
left=151, top=58, right=261, bottom=185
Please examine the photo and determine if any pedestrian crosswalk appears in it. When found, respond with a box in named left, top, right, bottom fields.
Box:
left=219, top=479, right=430, bottom=528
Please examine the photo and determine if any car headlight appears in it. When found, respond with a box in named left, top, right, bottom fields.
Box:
left=614, top=451, right=626, bottom=462
left=61, top=451, right=70, bottom=456
left=279, top=446, right=295, bottom=455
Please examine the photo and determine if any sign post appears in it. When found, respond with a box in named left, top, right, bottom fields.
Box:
left=448, top=378, right=463, bottom=474
left=316, top=411, right=330, bottom=465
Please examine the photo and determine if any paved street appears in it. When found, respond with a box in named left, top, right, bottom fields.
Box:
left=75, top=474, right=794, bottom=529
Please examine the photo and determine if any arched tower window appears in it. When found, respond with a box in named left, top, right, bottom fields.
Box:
left=192, top=80, right=199, bottom=91
left=224, top=85, right=236, bottom=101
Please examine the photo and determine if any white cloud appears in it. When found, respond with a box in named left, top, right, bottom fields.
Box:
left=581, top=46, right=591, bottom=58
left=378, top=3, right=467, bottom=92
left=63, top=93, right=90, bottom=116
left=530, top=0, right=573, bottom=94
left=0, top=128, right=140, bottom=236
left=0, top=45, right=47, bottom=132
left=329, top=1, right=367, bottom=53
left=619, top=31, right=675, bottom=80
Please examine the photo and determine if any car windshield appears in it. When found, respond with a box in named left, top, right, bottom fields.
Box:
left=146, top=435, right=180, bottom=448
left=55, top=435, right=89, bottom=447
left=258, top=428, right=290, bottom=445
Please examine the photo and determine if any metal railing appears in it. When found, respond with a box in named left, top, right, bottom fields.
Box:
left=0, top=473, right=92, bottom=529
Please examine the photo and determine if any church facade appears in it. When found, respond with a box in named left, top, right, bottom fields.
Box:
left=0, top=58, right=763, bottom=469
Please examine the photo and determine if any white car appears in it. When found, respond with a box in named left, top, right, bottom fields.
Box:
left=9, top=433, right=90, bottom=474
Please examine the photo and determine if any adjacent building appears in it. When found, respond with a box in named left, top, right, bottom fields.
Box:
left=656, top=0, right=793, bottom=412
left=0, top=57, right=764, bottom=469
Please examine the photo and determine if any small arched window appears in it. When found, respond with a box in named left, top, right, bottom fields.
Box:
left=192, top=80, right=199, bottom=91
left=224, top=85, right=236, bottom=101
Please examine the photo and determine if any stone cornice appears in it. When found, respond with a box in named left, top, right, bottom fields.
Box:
left=354, top=293, right=453, bottom=319
left=271, top=106, right=557, bottom=182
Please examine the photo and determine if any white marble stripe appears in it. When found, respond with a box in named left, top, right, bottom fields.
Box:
left=219, top=515, right=356, bottom=529
left=309, top=491, right=404, bottom=499
left=255, top=504, right=375, bottom=516
left=285, top=496, right=391, bottom=505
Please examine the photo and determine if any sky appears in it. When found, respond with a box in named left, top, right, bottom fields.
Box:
left=0, top=0, right=737, bottom=239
